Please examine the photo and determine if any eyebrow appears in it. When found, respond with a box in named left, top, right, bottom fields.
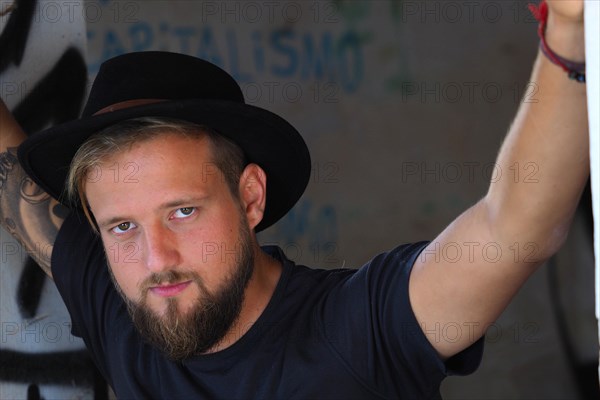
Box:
left=97, top=196, right=208, bottom=229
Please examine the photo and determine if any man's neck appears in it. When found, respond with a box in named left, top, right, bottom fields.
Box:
left=205, top=246, right=283, bottom=354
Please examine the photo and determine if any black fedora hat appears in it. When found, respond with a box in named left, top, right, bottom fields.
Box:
left=17, top=51, right=311, bottom=232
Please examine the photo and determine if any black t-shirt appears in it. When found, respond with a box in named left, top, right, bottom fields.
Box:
left=52, top=210, right=483, bottom=399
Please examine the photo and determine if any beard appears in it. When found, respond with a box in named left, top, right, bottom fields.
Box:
left=107, top=221, right=255, bottom=361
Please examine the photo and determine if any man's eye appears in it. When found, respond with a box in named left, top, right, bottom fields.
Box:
left=111, top=221, right=136, bottom=234
left=173, top=207, right=196, bottom=219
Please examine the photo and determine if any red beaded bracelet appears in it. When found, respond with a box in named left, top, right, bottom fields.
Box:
left=528, top=0, right=586, bottom=83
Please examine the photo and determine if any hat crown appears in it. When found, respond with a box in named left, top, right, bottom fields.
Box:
left=83, top=52, right=245, bottom=117
left=19, top=51, right=310, bottom=232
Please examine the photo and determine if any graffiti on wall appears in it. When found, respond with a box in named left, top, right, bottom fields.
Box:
left=1, top=1, right=105, bottom=399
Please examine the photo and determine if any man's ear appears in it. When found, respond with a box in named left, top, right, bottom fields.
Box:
left=238, top=163, right=267, bottom=230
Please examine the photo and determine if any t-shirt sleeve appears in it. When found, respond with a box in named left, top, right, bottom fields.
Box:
left=321, top=242, right=484, bottom=398
left=51, top=209, right=119, bottom=382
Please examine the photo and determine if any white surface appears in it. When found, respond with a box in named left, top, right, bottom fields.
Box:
left=584, top=0, right=600, bottom=380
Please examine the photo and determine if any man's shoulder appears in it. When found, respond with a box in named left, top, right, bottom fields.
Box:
left=260, top=241, right=430, bottom=299
left=261, top=244, right=358, bottom=280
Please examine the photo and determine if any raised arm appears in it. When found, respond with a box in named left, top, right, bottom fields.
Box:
left=408, top=0, right=588, bottom=359
left=0, top=99, right=65, bottom=277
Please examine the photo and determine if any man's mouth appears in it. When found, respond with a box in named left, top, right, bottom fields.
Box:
left=149, top=281, right=192, bottom=297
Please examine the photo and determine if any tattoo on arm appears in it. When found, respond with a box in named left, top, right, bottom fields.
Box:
left=0, top=147, right=65, bottom=277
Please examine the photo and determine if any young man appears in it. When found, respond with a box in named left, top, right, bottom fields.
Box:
left=0, top=1, right=588, bottom=398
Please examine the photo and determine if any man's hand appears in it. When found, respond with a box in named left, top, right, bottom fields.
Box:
left=0, top=99, right=27, bottom=148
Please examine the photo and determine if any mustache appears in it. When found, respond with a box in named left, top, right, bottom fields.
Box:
left=140, top=270, right=202, bottom=292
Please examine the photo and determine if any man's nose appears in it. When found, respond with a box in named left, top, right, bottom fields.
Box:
left=142, top=223, right=181, bottom=273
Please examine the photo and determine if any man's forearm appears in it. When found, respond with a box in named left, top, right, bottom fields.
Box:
left=484, top=9, right=588, bottom=259
left=0, top=99, right=60, bottom=277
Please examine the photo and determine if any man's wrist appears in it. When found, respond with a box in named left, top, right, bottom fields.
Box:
left=545, top=11, right=585, bottom=62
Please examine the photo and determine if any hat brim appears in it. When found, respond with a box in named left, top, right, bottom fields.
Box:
left=17, top=99, right=311, bottom=232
